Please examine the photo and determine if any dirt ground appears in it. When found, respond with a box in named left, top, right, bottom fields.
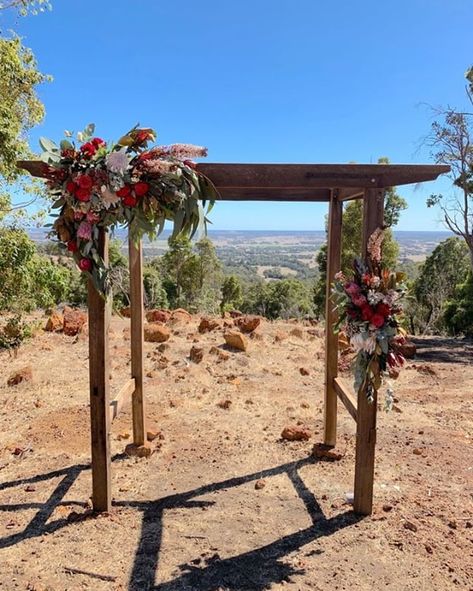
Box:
left=0, top=313, right=472, bottom=591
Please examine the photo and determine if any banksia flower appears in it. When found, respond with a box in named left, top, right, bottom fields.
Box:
left=168, top=143, right=208, bottom=160
left=367, top=228, right=384, bottom=264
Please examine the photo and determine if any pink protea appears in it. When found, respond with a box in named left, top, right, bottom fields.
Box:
left=168, top=143, right=208, bottom=159
left=77, top=221, right=92, bottom=241
left=86, top=211, right=100, bottom=224
left=367, top=228, right=384, bottom=264
left=352, top=294, right=367, bottom=307
left=345, top=282, right=360, bottom=296
left=140, top=159, right=175, bottom=175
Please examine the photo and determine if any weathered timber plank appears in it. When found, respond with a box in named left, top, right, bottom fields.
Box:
left=109, top=378, right=135, bottom=422
left=88, top=229, right=111, bottom=512
left=324, top=190, right=343, bottom=447
left=129, top=237, right=146, bottom=446
left=353, top=187, right=385, bottom=516
left=333, top=377, right=358, bottom=422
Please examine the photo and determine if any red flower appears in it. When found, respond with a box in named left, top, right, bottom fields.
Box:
left=361, top=305, right=374, bottom=321
left=371, top=313, right=385, bottom=328
left=123, top=194, right=137, bottom=207
left=67, top=240, right=78, bottom=252
left=91, top=137, right=106, bottom=148
left=61, top=149, right=76, bottom=159
left=66, top=181, right=76, bottom=194
left=79, top=258, right=92, bottom=272
left=138, top=151, right=153, bottom=161
left=116, top=185, right=132, bottom=198
left=135, top=130, right=152, bottom=143
left=75, top=188, right=91, bottom=202
left=376, top=302, right=391, bottom=317
left=76, top=174, right=93, bottom=190
left=133, top=182, right=149, bottom=197
left=80, top=142, right=96, bottom=158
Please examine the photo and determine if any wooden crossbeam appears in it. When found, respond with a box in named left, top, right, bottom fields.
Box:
left=109, top=378, right=135, bottom=422
left=333, top=377, right=358, bottom=422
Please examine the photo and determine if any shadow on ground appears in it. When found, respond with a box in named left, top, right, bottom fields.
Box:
left=411, top=336, right=473, bottom=365
left=0, top=455, right=362, bottom=590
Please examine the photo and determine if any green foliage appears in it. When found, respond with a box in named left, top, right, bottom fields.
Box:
left=143, top=265, right=168, bottom=309
left=443, top=272, right=473, bottom=336
left=409, top=237, right=470, bottom=333
left=0, top=1, right=52, bottom=16
left=242, top=278, right=313, bottom=319
left=0, top=315, right=32, bottom=351
left=220, top=275, right=243, bottom=314
left=0, top=34, right=51, bottom=219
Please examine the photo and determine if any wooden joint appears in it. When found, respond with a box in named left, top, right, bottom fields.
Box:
left=333, top=377, right=358, bottom=422
left=109, top=378, right=135, bottom=422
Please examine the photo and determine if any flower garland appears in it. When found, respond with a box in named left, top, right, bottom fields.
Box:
left=332, top=228, right=408, bottom=410
left=29, top=124, right=218, bottom=294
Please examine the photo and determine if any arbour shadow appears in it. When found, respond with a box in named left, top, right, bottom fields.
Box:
left=0, top=455, right=362, bottom=590
left=411, top=336, right=473, bottom=365
left=117, top=457, right=362, bottom=591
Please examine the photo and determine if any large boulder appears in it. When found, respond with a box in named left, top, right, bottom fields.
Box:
left=144, top=323, right=170, bottom=343
left=398, top=341, right=417, bottom=359
left=45, top=311, right=63, bottom=332
left=63, top=307, right=87, bottom=336
left=234, top=315, right=261, bottom=333
left=224, top=330, right=248, bottom=352
left=146, top=309, right=171, bottom=323
left=170, top=308, right=192, bottom=324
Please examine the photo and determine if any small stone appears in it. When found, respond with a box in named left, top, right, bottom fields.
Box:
left=117, top=432, right=130, bottom=441
left=224, top=330, right=248, bottom=352
left=157, top=343, right=169, bottom=352
left=25, top=485, right=36, bottom=492
left=217, top=399, right=232, bottom=410
left=190, top=345, right=204, bottom=363
left=382, top=504, right=394, bottom=512
left=198, top=317, right=220, bottom=333
left=447, top=520, right=457, bottom=530
left=234, top=315, right=261, bottom=333
left=125, top=442, right=153, bottom=458
left=281, top=425, right=312, bottom=441
left=312, top=443, right=343, bottom=460
left=403, top=520, right=418, bottom=533
left=299, top=367, right=310, bottom=376
left=7, top=366, right=33, bottom=386
left=413, top=448, right=422, bottom=455
left=45, top=311, right=63, bottom=332
left=144, top=323, right=170, bottom=343
left=63, top=307, right=87, bottom=336
left=146, top=429, right=162, bottom=442
left=425, top=543, right=433, bottom=554
left=255, top=480, right=266, bottom=490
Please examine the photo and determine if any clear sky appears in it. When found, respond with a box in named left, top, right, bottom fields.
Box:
left=3, top=0, right=472, bottom=230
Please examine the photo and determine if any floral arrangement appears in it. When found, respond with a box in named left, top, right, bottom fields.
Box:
left=26, top=123, right=218, bottom=294
left=332, top=229, right=408, bottom=410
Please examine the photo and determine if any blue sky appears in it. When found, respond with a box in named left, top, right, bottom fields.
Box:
left=3, top=0, right=472, bottom=230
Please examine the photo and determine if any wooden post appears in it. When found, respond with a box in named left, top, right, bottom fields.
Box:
left=324, top=190, right=343, bottom=447
left=88, top=228, right=112, bottom=512
left=129, top=236, right=146, bottom=446
left=353, top=187, right=385, bottom=515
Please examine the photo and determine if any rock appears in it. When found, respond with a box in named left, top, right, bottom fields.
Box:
left=281, top=425, right=312, bottom=441
left=63, top=307, right=87, bottom=336
left=170, top=308, right=191, bottom=324
left=217, top=399, right=232, bottom=409
left=382, top=504, right=394, bottom=512
left=398, top=341, right=416, bottom=359
left=412, top=448, right=422, bottom=455
left=299, top=367, right=310, bottom=376
left=403, top=520, right=418, bottom=533
left=224, top=330, right=248, bottom=352
left=289, top=327, right=304, bottom=339
left=146, top=429, right=163, bottom=442
left=234, top=315, right=261, bottom=333
left=312, top=443, right=344, bottom=460
left=209, top=346, right=230, bottom=361
left=144, top=323, right=170, bottom=343
left=190, top=345, right=204, bottom=363
left=255, top=479, right=266, bottom=490
left=146, top=309, right=171, bottom=323
left=7, top=365, right=33, bottom=386
left=116, top=432, right=130, bottom=441
left=157, top=343, right=169, bottom=352
left=274, top=331, right=288, bottom=343
left=198, top=317, right=220, bottom=333
left=120, top=307, right=131, bottom=318
left=125, top=442, right=153, bottom=458
left=229, top=310, right=242, bottom=318
left=45, top=311, right=63, bottom=332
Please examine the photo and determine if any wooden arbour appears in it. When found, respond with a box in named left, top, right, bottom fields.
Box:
left=19, top=160, right=448, bottom=516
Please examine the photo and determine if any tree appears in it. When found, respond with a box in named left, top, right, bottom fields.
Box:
left=194, top=237, right=222, bottom=313
left=426, top=68, right=473, bottom=271
left=220, top=275, right=243, bottom=314
left=443, top=272, right=473, bottom=337
left=0, top=34, right=51, bottom=218
left=242, top=278, right=313, bottom=319
left=313, top=168, right=407, bottom=316
left=410, top=237, right=470, bottom=334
